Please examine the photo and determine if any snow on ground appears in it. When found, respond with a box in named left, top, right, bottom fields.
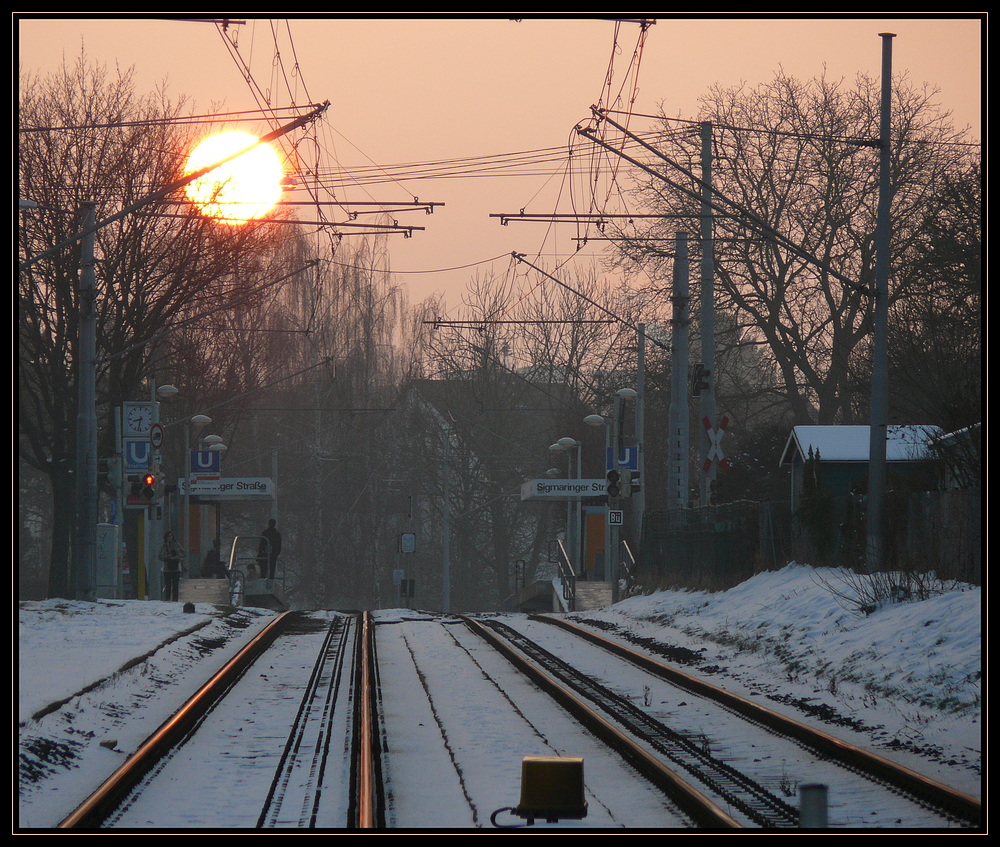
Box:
left=572, top=564, right=982, bottom=799
left=16, top=563, right=982, bottom=829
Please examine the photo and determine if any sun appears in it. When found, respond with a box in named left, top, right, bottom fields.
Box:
left=183, top=131, right=284, bottom=224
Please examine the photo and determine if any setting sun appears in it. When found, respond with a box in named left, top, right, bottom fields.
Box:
left=184, top=131, right=284, bottom=224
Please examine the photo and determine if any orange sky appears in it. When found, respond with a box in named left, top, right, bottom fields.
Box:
left=16, top=15, right=984, bottom=309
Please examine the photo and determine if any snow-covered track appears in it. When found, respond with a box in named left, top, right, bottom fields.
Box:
left=58, top=611, right=368, bottom=830
left=528, top=614, right=982, bottom=829
left=370, top=611, right=702, bottom=828
left=465, top=616, right=751, bottom=828
left=57, top=611, right=295, bottom=829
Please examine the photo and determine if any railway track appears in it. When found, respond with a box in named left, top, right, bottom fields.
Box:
left=53, top=608, right=980, bottom=830
left=58, top=611, right=370, bottom=830
left=465, top=616, right=789, bottom=827
left=504, top=614, right=982, bottom=829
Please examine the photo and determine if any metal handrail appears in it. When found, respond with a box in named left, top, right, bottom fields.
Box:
left=226, top=535, right=284, bottom=592
left=621, top=538, right=636, bottom=597
left=555, top=538, right=576, bottom=612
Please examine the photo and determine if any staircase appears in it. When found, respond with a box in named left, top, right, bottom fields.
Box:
left=573, top=581, right=614, bottom=611
left=179, top=578, right=232, bottom=606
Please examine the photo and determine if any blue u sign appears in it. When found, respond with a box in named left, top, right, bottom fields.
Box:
left=606, top=446, right=639, bottom=471
left=125, top=439, right=150, bottom=472
left=191, top=450, right=221, bottom=476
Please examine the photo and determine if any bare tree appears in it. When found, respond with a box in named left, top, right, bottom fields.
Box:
left=613, top=70, right=979, bottom=427
left=18, top=55, right=286, bottom=595
left=216, top=235, right=434, bottom=609
left=407, top=266, right=661, bottom=608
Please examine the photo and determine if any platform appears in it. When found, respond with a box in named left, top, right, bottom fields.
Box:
left=178, top=577, right=231, bottom=606
left=510, top=579, right=614, bottom=613
left=573, top=581, right=614, bottom=610
left=243, top=577, right=290, bottom=611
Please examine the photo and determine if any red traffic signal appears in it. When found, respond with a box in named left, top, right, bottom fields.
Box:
left=141, top=473, right=156, bottom=501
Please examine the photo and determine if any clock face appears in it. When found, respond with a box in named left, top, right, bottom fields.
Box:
left=125, top=404, right=152, bottom=434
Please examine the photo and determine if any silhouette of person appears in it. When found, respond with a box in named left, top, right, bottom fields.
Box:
left=258, top=519, right=281, bottom=580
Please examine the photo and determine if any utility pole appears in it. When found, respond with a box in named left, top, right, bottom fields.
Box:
left=75, top=201, right=98, bottom=601
left=668, top=233, right=690, bottom=510
left=866, top=33, right=895, bottom=572
left=633, top=322, right=646, bottom=542
left=441, top=427, right=451, bottom=613
left=698, top=123, right=717, bottom=508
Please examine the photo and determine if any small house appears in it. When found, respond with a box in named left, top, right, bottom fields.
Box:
left=779, top=425, right=943, bottom=510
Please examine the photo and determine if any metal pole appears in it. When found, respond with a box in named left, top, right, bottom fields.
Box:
left=668, top=233, right=690, bottom=510
left=634, top=324, right=646, bottom=542
left=603, top=422, right=611, bottom=580
left=575, top=444, right=582, bottom=577
left=867, top=33, right=895, bottom=572
left=611, top=394, right=624, bottom=584
left=799, top=784, right=828, bottom=828
left=699, top=123, right=717, bottom=507
left=149, top=381, right=162, bottom=600
left=182, top=423, right=190, bottom=596
left=442, top=428, right=451, bottom=613
left=75, top=201, right=98, bottom=601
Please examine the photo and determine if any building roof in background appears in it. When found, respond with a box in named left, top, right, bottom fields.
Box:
left=779, top=425, right=944, bottom=466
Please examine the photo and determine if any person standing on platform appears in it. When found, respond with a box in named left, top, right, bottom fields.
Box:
left=258, top=519, right=282, bottom=580
left=158, top=531, right=185, bottom=601
left=203, top=538, right=226, bottom=579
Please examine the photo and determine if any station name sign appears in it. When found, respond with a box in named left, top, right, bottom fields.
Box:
left=521, top=478, right=607, bottom=501
left=180, top=477, right=274, bottom=499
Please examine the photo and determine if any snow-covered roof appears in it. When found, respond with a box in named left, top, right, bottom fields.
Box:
left=779, top=425, right=944, bottom=466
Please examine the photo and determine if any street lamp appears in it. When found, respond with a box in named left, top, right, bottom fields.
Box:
left=183, top=414, right=212, bottom=580
left=550, top=437, right=582, bottom=574
left=585, top=414, right=610, bottom=580
left=586, top=387, right=637, bottom=584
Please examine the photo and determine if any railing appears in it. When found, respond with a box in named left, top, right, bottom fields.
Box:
left=554, top=538, right=576, bottom=612
left=619, top=539, right=638, bottom=599
left=226, top=535, right=284, bottom=606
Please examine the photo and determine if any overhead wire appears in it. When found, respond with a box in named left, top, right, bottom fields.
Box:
left=492, top=20, right=657, bottom=325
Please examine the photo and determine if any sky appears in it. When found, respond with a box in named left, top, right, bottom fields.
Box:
left=17, top=564, right=981, bottom=828
left=15, top=15, right=985, bottom=309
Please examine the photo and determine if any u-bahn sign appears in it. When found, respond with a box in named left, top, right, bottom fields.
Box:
left=124, top=438, right=151, bottom=472
left=606, top=445, right=639, bottom=471
left=190, top=449, right=221, bottom=480
left=521, top=478, right=607, bottom=500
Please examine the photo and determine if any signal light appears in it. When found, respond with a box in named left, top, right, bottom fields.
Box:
left=606, top=469, right=621, bottom=499
left=141, top=473, right=156, bottom=502
left=692, top=362, right=711, bottom=397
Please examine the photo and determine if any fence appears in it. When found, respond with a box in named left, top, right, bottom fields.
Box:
left=638, top=489, right=981, bottom=592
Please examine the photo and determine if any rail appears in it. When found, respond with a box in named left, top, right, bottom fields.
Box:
left=554, top=538, right=576, bottom=612
left=57, top=612, right=294, bottom=829
left=620, top=539, right=638, bottom=598
left=357, top=611, right=376, bottom=828
left=531, top=615, right=982, bottom=828
left=462, top=615, right=741, bottom=828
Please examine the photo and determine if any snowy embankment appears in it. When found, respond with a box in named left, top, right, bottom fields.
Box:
left=573, top=563, right=981, bottom=798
